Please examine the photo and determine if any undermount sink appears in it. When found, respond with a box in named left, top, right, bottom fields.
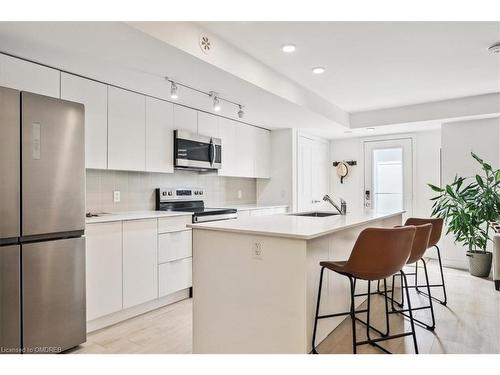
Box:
left=292, top=211, right=340, bottom=217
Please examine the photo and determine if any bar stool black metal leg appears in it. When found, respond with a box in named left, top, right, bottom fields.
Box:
left=311, top=266, right=325, bottom=354
left=383, top=278, right=390, bottom=336
left=421, top=259, right=436, bottom=330
left=401, top=270, right=419, bottom=354
left=349, top=276, right=357, bottom=354
left=416, top=245, right=448, bottom=305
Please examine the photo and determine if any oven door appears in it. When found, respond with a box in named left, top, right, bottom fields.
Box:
left=174, top=130, right=221, bottom=170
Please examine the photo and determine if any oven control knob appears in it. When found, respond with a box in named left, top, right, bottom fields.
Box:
left=194, top=191, right=199, bottom=195
left=167, top=191, right=173, bottom=196
left=199, top=190, right=203, bottom=195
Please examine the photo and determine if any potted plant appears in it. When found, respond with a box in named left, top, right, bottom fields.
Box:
left=428, top=152, right=500, bottom=277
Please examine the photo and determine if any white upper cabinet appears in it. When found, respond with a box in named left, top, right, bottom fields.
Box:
left=173, top=105, right=197, bottom=133
left=218, top=118, right=271, bottom=178
left=236, top=123, right=256, bottom=177
left=146, top=97, right=174, bottom=173
left=107, top=86, right=146, bottom=171
left=197, top=111, right=219, bottom=137
left=255, top=128, right=271, bottom=179
left=60, top=73, right=108, bottom=169
left=0, top=53, right=60, bottom=98
left=218, top=117, right=239, bottom=177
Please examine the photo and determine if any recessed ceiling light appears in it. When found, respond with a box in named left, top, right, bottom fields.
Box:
left=312, top=66, right=326, bottom=74
left=488, top=42, right=500, bottom=54
left=366, top=127, right=375, bottom=131
left=281, top=44, right=296, bottom=53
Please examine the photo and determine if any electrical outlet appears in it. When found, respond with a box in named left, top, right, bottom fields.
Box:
left=253, top=242, right=264, bottom=260
left=237, top=189, right=242, bottom=199
left=113, top=190, right=121, bottom=203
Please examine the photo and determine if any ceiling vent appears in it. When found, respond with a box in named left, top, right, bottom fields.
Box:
left=199, top=34, right=211, bottom=54
left=488, top=42, right=500, bottom=54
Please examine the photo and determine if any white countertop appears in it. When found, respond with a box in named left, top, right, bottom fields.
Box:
left=216, top=204, right=288, bottom=211
left=85, top=210, right=192, bottom=224
left=85, top=204, right=288, bottom=224
left=188, top=210, right=404, bottom=240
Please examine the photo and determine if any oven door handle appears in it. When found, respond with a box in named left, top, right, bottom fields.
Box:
left=209, top=138, right=215, bottom=167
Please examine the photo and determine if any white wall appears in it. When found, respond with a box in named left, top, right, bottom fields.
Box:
left=330, top=130, right=441, bottom=220
left=441, top=117, right=500, bottom=269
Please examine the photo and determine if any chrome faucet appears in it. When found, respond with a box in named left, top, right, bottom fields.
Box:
left=323, top=194, right=347, bottom=215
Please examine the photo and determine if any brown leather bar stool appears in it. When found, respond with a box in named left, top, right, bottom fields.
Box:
left=311, top=226, right=418, bottom=354
left=405, top=218, right=447, bottom=305
left=388, top=223, right=436, bottom=331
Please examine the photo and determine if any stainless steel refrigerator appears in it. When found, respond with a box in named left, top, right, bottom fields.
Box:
left=0, top=86, right=86, bottom=354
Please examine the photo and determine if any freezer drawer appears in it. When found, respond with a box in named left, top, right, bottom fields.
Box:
left=0, top=245, right=20, bottom=354
left=21, top=92, right=85, bottom=237
left=22, top=237, right=86, bottom=353
left=0, top=87, right=20, bottom=241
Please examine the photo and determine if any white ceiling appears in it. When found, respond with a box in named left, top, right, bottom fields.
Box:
left=0, top=22, right=346, bottom=135
left=200, top=21, right=500, bottom=112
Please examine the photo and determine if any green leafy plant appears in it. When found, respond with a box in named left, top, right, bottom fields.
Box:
left=428, top=152, right=500, bottom=254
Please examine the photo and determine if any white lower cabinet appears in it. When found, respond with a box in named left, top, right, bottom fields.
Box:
left=122, top=219, right=158, bottom=309
left=85, top=222, right=123, bottom=321
left=86, top=216, right=193, bottom=325
left=159, top=258, right=193, bottom=297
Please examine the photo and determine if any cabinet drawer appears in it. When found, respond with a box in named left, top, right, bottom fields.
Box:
left=158, top=215, right=192, bottom=233
left=158, top=230, right=192, bottom=263
left=159, top=258, right=192, bottom=297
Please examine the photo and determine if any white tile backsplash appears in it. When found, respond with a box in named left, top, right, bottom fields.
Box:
left=85, top=169, right=257, bottom=213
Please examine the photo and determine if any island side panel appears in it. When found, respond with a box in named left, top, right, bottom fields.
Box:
left=305, top=214, right=402, bottom=351
left=192, top=229, right=309, bottom=354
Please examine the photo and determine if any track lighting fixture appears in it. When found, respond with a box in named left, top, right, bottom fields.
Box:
left=166, top=77, right=244, bottom=119
left=170, top=81, right=178, bottom=99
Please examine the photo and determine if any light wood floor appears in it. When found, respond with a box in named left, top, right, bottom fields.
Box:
left=70, top=261, right=500, bottom=354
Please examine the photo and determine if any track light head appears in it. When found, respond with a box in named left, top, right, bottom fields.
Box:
left=237, top=105, right=245, bottom=119
left=170, top=82, right=178, bottom=99
left=210, top=92, right=221, bottom=112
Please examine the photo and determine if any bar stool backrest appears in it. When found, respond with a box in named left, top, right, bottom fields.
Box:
left=405, top=223, right=432, bottom=264
left=405, top=217, right=443, bottom=248
left=342, top=226, right=416, bottom=281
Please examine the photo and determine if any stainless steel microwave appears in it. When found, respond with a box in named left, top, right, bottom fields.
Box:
left=174, top=130, right=222, bottom=171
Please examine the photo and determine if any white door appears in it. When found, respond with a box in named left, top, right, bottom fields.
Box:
left=364, top=138, right=413, bottom=218
left=298, top=136, right=313, bottom=211
left=297, top=135, right=330, bottom=212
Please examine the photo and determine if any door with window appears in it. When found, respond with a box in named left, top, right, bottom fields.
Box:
left=364, top=138, right=413, bottom=218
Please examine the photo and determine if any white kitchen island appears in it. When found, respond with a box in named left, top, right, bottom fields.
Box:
left=189, top=210, right=403, bottom=354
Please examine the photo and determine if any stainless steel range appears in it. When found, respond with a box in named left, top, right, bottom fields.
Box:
left=155, top=188, right=237, bottom=223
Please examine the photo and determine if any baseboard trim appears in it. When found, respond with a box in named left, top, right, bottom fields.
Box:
left=87, top=289, right=190, bottom=333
